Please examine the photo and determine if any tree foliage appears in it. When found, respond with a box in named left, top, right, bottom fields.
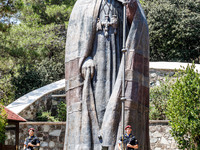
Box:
left=0, top=0, right=23, bottom=31
left=143, top=0, right=200, bottom=62
left=4, top=0, right=75, bottom=62
left=0, top=56, right=16, bottom=105
left=0, top=104, right=7, bottom=144
left=166, top=63, right=200, bottom=149
left=0, top=0, right=76, bottom=104
left=11, top=57, right=64, bottom=99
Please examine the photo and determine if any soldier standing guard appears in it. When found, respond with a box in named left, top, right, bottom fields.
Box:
left=23, top=128, right=40, bottom=150
left=118, top=125, right=138, bottom=150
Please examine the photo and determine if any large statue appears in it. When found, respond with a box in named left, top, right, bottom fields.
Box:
left=64, top=0, right=149, bottom=149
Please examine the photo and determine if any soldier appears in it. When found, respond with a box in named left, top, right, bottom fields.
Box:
left=23, top=128, right=40, bottom=150
left=118, top=125, right=138, bottom=150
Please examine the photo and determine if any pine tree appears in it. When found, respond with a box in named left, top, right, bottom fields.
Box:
left=0, top=0, right=23, bottom=31
left=0, top=0, right=76, bottom=104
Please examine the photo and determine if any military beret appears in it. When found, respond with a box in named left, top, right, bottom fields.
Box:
left=125, top=125, right=132, bottom=130
left=28, top=128, right=35, bottom=132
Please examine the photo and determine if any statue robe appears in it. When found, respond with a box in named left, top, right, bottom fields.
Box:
left=64, top=0, right=150, bottom=149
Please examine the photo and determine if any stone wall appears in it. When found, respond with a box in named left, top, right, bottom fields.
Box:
left=149, top=69, right=176, bottom=87
left=19, top=121, right=179, bottom=150
left=19, top=122, right=66, bottom=150
left=19, top=88, right=65, bottom=121
left=149, top=120, right=179, bottom=150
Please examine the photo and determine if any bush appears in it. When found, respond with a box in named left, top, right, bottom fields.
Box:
left=166, top=63, right=200, bottom=149
left=150, top=77, right=173, bottom=120
left=36, top=110, right=58, bottom=122
left=57, top=102, right=66, bottom=121
left=36, top=101, right=66, bottom=122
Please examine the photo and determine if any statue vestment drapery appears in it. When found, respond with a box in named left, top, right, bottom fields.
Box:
left=64, top=0, right=150, bottom=149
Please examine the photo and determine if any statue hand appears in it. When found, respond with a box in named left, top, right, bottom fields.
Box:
left=81, top=57, right=95, bottom=79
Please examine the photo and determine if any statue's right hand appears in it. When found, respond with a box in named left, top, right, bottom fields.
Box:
left=81, top=57, right=95, bottom=79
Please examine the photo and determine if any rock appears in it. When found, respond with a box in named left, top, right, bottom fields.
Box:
left=150, top=138, right=158, bottom=143
left=40, top=142, right=48, bottom=147
left=43, top=125, right=50, bottom=132
left=153, top=131, right=162, bottom=138
left=49, top=130, right=61, bottom=136
left=151, top=73, right=157, bottom=78
left=52, top=100, right=58, bottom=105
left=49, top=141, right=55, bottom=148
left=155, top=81, right=160, bottom=86
left=160, top=137, right=169, bottom=145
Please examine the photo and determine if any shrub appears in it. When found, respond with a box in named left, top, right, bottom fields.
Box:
left=57, top=102, right=66, bottom=121
left=166, top=63, right=200, bottom=149
left=36, top=110, right=58, bottom=122
left=150, top=77, right=173, bottom=120
left=36, top=101, right=66, bottom=122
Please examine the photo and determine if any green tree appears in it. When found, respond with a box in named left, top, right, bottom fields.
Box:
left=143, top=0, right=200, bottom=62
left=0, top=0, right=23, bottom=104
left=0, top=55, right=16, bottom=105
left=0, top=104, right=7, bottom=144
left=4, top=0, right=75, bottom=62
left=11, top=57, right=64, bottom=99
left=0, top=0, right=23, bottom=31
left=166, top=64, right=200, bottom=149
left=0, top=0, right=76, bottom=104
